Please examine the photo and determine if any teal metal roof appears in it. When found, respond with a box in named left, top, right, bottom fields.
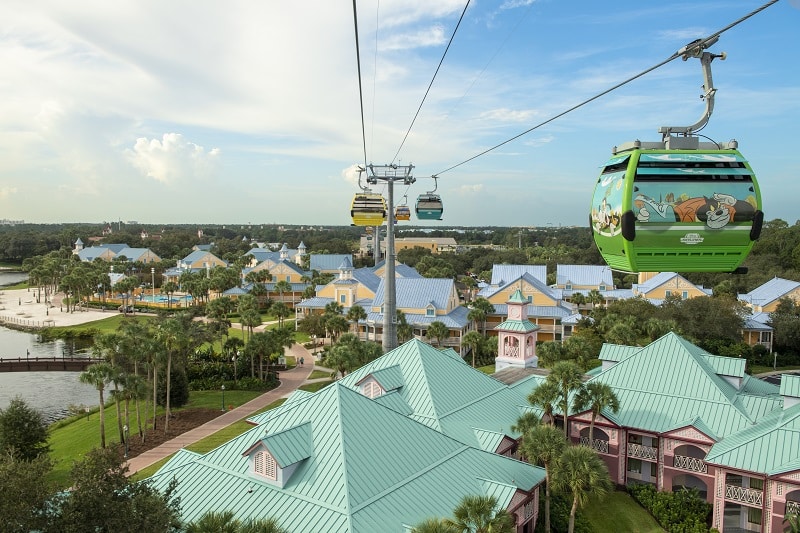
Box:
left=705, top=403, right=800, bottom=475
left=598, top=343, right=640, bottom=362
left=148, top=382, right=544, bottom=532
left=702, top=354, right=746, bottom=378
left=339, top=339, right=534, bottom=448
left=583, top=333, right=778, bottom=438
left=256, top=421, right=313, bottom=467
left=507, top=289, right=528, bottom=304
left=781, top=374, right=800, bottom=398
left=494, top=319, right=540, bottom=332
left=362, top=365, right=404, bottom=391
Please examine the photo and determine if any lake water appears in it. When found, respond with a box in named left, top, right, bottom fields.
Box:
left=0, top=271, right=99, bottom=422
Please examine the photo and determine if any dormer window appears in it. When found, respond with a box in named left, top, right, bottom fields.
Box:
left=362, top=380, right=383, bottom=399
left=565, top=284, right=572, bottom=290
left=254, top=450, right=277, bottom=480
left=426, top=307, right=435, bottom=317
left=599, top=285, right=606, bottom=291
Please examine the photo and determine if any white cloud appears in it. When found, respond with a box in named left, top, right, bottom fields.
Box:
left=456, top=183, right=483, bottom=194
left=479, top=108, right=538, bottom=123
left=523, top=134, right=555, bottom=148
left=127, top=133, right=220, bottom=184
left=379, top=25, right=447, bottom=51
left=0, top=187, right=18, bottom=199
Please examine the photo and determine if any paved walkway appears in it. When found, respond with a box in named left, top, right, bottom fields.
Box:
left=125, top=342, right=324, bottom=475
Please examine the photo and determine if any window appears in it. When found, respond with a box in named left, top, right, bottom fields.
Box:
left=665, top=290, right=672, bottom=297
left=565, top=284, right=572, bottom=290
left=747, top=507, right=762, bottom=525
left=362, top=380, right=383, bottom=399
left=340, top=294, right=346, bottom=304
left=682, top=291, right=688, bottom=299
left=426, top=308, right=434, bottom=317
left=628, top=458, right=642, bottom=474
left=254, top=450, right=277, bottom=480
left=285, top=275, right=290, bottom=282
left=599, top=285, right=606, bottom=291
left=628, top=434, right=643, bottom=445
left=749, top=478, right=764, bottom=491
left=650, top=462, right=658, bottom=477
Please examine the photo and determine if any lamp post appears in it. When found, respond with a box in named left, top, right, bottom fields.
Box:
left=123, top=424, right=129, bottom=458
left=151, top=267, right=155, bottom=304
left=221, top=384, right=226, bottom=411
left=234, top=350, right=240, bottom=386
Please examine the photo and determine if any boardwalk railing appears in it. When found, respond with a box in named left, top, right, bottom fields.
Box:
left=0, top=357, right=105, bottom=372
left=0, top=314, right=56, bottom=329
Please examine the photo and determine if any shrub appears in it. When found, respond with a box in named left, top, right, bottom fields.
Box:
left=628, top=484, right=712, bottom=533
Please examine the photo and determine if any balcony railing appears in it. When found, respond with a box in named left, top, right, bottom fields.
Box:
left=725, top=484, right=763, bottom=506
left=673, top=454, right=708, bottom=474
left=580, top=436, right=610, bottom=453
left=627, top=442, right=658, bottom=460
left=787, top=500, right=800, bottom=515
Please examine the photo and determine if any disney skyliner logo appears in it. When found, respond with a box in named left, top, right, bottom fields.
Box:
left=680, top=233, right=704, bottom=245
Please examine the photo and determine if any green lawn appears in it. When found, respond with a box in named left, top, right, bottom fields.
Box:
left=44, top=314, right=153, bottom=338
left=48, top=389, right=262, bottom=487
left=582, top=491, right=665, bottom=533
left=750, top=364, right=800, bottom=375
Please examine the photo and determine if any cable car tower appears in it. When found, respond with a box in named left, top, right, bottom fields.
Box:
left=366, top=163, right=415, bottom=352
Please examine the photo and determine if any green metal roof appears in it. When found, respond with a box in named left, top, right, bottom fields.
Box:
left=362, top=364, right=404, bottom=391
left=583, top=333, right=779, bottom=438
left=598, top=343, right=640, bottom=362
left=494, top=319, right=540, bottom=332
left=781, top=374, right=800, bottom=398
left=147, top=381, right=544, bottom=532
left=702, top=354, right=746, bottom=378
left=339, top=339, right=535, bottom=447
left=705, top=402, right=800, bottom=475
left=507, top=289, right=528, bottom=304
left=257, top=421, right=313, bottom=468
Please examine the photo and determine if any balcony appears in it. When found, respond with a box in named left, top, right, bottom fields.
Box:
left=787, top=500, right=800, bottom=516
left=580, top=436, right=610, bottom=453
left=627, top=442, right=658, bottom=460
left=673, top=454, right=708, bottom=474
left=725, top=484, right=763, bottom=506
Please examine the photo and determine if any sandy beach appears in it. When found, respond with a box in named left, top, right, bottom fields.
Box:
left=0, top=288, right=117, bottom=328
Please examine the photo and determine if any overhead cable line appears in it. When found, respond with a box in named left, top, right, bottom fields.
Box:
left=432, top=0, right=781, bottom=177
left=370, top=0, right=381, bottom=156
left=391, top=0, right=472, bottom=165
left=351, top=0, right=369, bottom=174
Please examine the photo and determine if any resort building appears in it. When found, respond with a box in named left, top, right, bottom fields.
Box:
left=517, top=332, right=800, bottom=532
left=148, top=340, right=545, bottom=533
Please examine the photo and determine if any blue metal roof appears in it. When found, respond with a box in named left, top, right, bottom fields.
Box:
left=739, top=276, right=800, bottom=307
left=490, top=265, right=547, bottom=286
left=555, top=264, right=613, bottom=287
left=310, top=254, right=353, bottom=272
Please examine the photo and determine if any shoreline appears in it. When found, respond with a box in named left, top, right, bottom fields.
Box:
left=0, top=287, right=115, bottom=329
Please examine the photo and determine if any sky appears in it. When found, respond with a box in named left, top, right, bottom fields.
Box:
left=1, top=0, right=798, bottom=228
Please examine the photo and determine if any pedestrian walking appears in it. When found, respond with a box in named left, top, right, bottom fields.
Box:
left=300, top=357, right=304, bottom=366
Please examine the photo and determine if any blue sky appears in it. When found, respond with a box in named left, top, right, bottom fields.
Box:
left=1, top=0, right=798, bottom=227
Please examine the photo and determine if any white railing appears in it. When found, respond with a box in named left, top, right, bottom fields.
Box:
left=673, top=454, right=708, bottom=474
left=787, top=500, right=800, bottom=515
left=725, top=484, right=763, bottom=506
left=627, top=443, right=658, bottom=460
left=580, top=436, right=610, bottom=453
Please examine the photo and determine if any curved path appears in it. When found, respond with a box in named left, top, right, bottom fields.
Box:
left=126, top=342, right=321, bottom=475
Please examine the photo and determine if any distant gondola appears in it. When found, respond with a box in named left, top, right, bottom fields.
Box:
left=350, top=193, right=387, bottom=226
left=416, top=177, right=443, bottom=220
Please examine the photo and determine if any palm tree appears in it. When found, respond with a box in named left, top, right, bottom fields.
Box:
left=547, top=361, right=585, bottom=438
left=185, top=510, right=288, bottom=533
left=784, top=513, right=800, bottom=533
left=519, top=424, right=567, bottom=533
left=274, top=280, right=292, bottom=305
left=412, top=518, right=459, bottom=533
left=587, top=289, right=604, bottom=309
left=462, top=330, right=484, bottom=367
left=573, top=381, right=620, bottom=447
left=527, top=380, right=560, bottom=426
left=397, top=310, right=414, bottom=343
left=444, top=495, right=514, bottom=533
left=79, top=362, right=114, bottom=448
left=427, top=321, right=450, bottom=348
left=511, top=411, right=540, bottom=438
left=469, top=297, right=495, bottom=335
left=346, top=304, right=367, bottom=335
left=553, top=445, right=613, bottom=533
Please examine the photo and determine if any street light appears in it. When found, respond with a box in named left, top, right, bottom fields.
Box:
left=151, top=267, right=155, bottom=304
left=221, top=384, right=226, bottom=411
left=123, top=424, right=129, bottom=458
left=234, top=350, right=240, bottom=386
